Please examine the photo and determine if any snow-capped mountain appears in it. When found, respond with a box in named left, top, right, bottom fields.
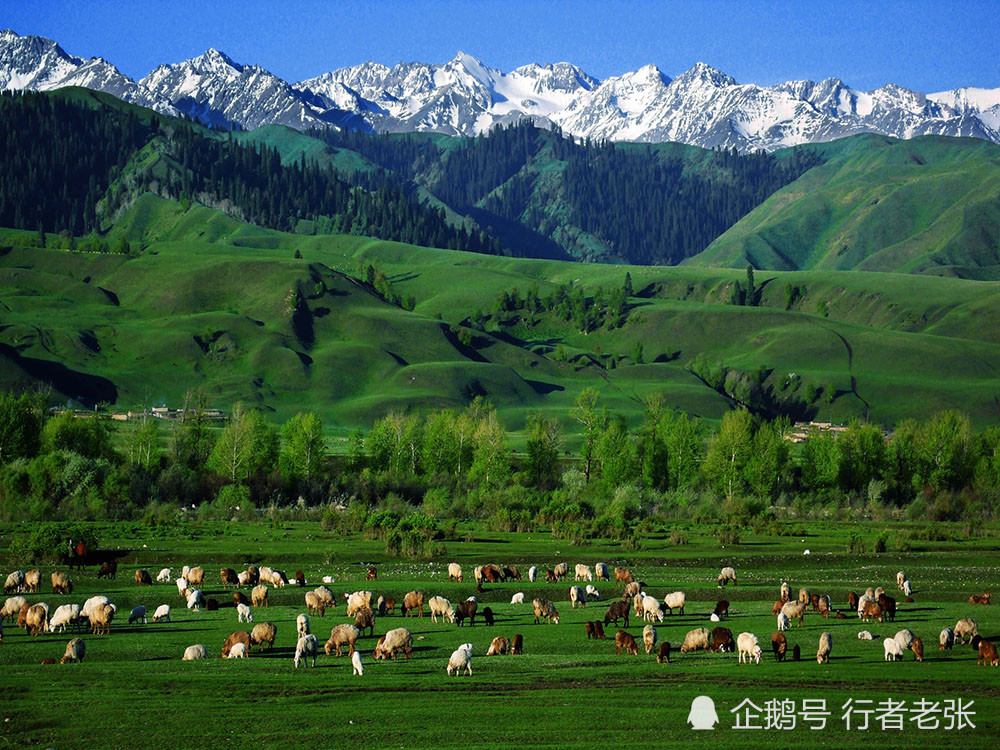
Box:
left=1, top=29, right=998, bottom=151
left=0, top=29, right=177, bottom=115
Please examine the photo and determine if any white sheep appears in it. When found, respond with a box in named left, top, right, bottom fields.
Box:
left=663, top=591, right=686, bottom=616
left=447, top=563, right=463, bottom=582
left=585, top=585, right=600, bottom=601
left=128, top=605, right=147, bottom=625
left=780, top=582, right=791, bottom=602
left=428, top=596, right=455, bottom=623
left=896, top=571, right=907, bottom=590
left=60, top=637, right=85, bottom=663
left=575, top=564, right=593, bottom=582
left=152, top=604, right=171, bottom=623
left=510, top=592, right=525, bottom=605
left=175, top=577, right=189, bottom=597
left=528, top=566, right=538, bottom=583
left=717, top=566, right=737, bottom=586
left=182, top=644, right=207, bottom=661
left=297, top=613, right=310, bottom=638
left=642, top=595, right=664, bottom=622
left=294, top=634, right=319, bottom=668
left=4, top=570, right=25, bottom=594
left=893, top=629, right=915, bottom=650
left=49, top=604, right=82, bottom=633
left=237, top=603, right=253, bottom=623
left=322, top=575, right=335, bottom=584
left=227, top=642, right=248, bottom=659
left=81, top=596, right=110, bottom=620
left=777, top=612, right=789, bottom=632
left=352, top=649, right=364, bottom=675
left=185, top=588, right=203, bottom=611
left=1, top=595, right=28, bottom=621
left=902, top=580, right=912, bottom=597
left=857, top=630, right=874, bottom=640
left=954, top=618, right=978, bottom=644
left=710, top=613, right=721, bottom=623
left=817, top=632, right=832, bottom=664
left=595, top=562, right=610, bottom=581
left=856, top=593, right=874, bottom=618
left=939, top=628, right=954, bottom=650
left=237, top=571, right=251, bottom=587
left=643, top=624, right=658, bottom=654
left=737, top=632, right=761, bottom=664
left=156, top=568, right=172, bottom=583
left=569, top=586, right=586, bottom=608
left=181, top=565, right=190, bottom=579
left=447, top=646, right=472, bottom=676
left=874, top=586, right=885, bottom=600
left=883, top=638, right=903, bottom=661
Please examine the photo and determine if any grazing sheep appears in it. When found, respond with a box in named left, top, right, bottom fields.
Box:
left=250, top=622, right=277, bottom=651
left=896, top=571, right=906, bottom=590
left=593, top=621, right=606, bottom=640
left=128, top=605, right=147, bottom=625
left=311, top=586, right=336, bottom=609
left=182, top=644, right=207, bottom=661
left=4, top=570, right=25, bottom=594
left=884, top=638, right=904, bottom=661
left=585, top=621, right=597, bottom=639
left=835, top=611, right=847, bottom=619
left=624, top=581, right=641, bottom=599
left=595, top=563, right=610, bottom=581
left=152, top=604, right=171, bottom=623
left=570, top=586, right=586, bottom=609
left=847, top=591, right=859, bottom=610
left=939, top=628, right=954, bottom=650
left=710, top=613, right=720, bottom=623
left=233, top=591, right=249, bottom=608
left=447, top=645, right=473, bottom=675
left=792, top=644, right=801, bottom=661
left=527, top=566, right=538, bottom=583
left=902, top=580, right=912, bottom=597
left=911, top=636, right=924, bottom=662
left=681, top=628, right=711, bottom=654
left=364, top=566, right=377, bottom=582
left=252, top=585, right=269, bottom=608
left=429, top=596, right=455, bottom=624
left=955, top=618, right=978, bottom=644
left=176, top=577, right=189, bottom=597
left=455, top=599, right=478, bottom=627
left=604, top=600, right=630, bottom=628
left=374, top=627, right=413, bottom=661
left=305, top=592, right=325, bottom=617
left=448, top=563, right=463, bottom=582
left=858, top=630, right=874, bottom=640
left=49, top=604, right=82, bottom=633
left=771, top=632, right=787, bottom=662
left=780, top=582, right=791, bottom=602
left=553, top=562, right=569, bottom=580
left=186, top=567, right=204, bottom=587
left=185, top=589, right=203, bottom=611
left=510, top=592, right=525, bottom=605
left=134, top=569, right=152, bottom=587
left=777, top=612, right=790, bottom=632
left=352, top=650, right=364, bottom=675
left=157, top=568, right=171, bottom=583
left=978, top=639, right=999, bottom=667
left=25, top=603, right=49, bottom=636
left=771, top=600, right=784, bottom=615
left=780, top=601, right=806, bottom=627
left=657, top=641, right=671, bottom=663
left=861, top=601, right=883, bottom=623
left=237, top=571, right=251, bottom=587
left=230, top=602, right=251, bottom=623
left=643, top=624, right=658, bottom=654
left=717, top=567, right=737, bottom=587
left=713, top=600, right=729, bottom=619
left=642, top=595, right=664, bottom=623
left=874, top=586, right=885, bottom=601
left=50, top=571, right=73, bottom=596
left=325, top=624, right=360, bottom=657
left=615, top=630, right=639, bottom=655
left=294, top=634, right=319, bottom=668
left=614, top=567, right=634, bottom=586
left=817, top=595, right=831, bottom=618
left=227, top=642, right=247, bottom=659
left=81, top=596, right=110, bottom=620
left=663, top=591, right=686, bottom=616
left=293, top=571, right=305, bottom=588
left=502, top=565, right=522, bottom=582
left=88, top=603, right=114, bottom=635
left=16, top=602, right=29, bottom=629
left=60, top=637, right=85, bottom=664
left=894, top=629, right=915, bottom=650
left=487, top=636, right=510, bottom=655
left=474, top=566, right=484, bottom=585
left=585, top=585, right=601, bottom=601
left=817, top=632, right=832, bottom=664
left=402, top=590, right=425, bottom=618
left=633, top=593, right=644, bottom=619
left=354, top=608, right=376, bottom=637
left=24, top=569, right=40, bottom=593
left=710, top=627, right=734, bottom=653
left=737, top=632, right=762, bottom=664
left=1, top=595, right=28, bottom=623
left=532, top=598, right=559, bottom=625
left=798, top=588, right=810, bottom=606
left=97, top=561, right=117, bottom=580
left=575, top=564, right=593, bottom=582
left=481, top=564, right=502, bottom=583
left=483, top=607, right=495, bottom=627
left=220, top=568, right=238, bottom=588
left=969, top=593, right=992, bottom=605
left=511, top=634, right=524, bottom=654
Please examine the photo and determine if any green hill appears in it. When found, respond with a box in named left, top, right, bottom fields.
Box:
left=687, top=135, right=1000, bottom=277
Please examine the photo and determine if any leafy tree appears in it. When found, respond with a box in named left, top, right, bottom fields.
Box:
left=799, top=428, right=840, bottom=493
left=41, top=411, right=112, bottom=461
left=744, top=419, right=789, bottom=498
left=623, top=272, right=634, bottom=297
left=596, top=415, right=635, bottom=488
left=702, top=408, right=754, bottom=501
left=524, top=413, right=562, bottom=489
left=208, top=403, right=277, bottom=486
left=469, top=409, right=509, bottom=489
left=915, top=410, right=977, bottom=492
left=123, top=415, right=160, bottom=471
left=0, top=391, right=44, bottom=464
left=572, top=388, right=605, bottom=482
left=279, top=411, right=326, bottom=483
left=837, top=420, right=886, bottom=494
left=745, top=265, right=756, bottom=306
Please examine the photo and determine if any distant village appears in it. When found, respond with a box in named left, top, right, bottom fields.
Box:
left=53, top=406, right=226, bottom=422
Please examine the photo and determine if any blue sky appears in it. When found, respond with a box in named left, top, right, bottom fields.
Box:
left=3, top=0, right=998, bottom=92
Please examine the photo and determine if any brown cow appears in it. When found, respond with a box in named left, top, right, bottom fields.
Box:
left=615, top=630, right=639, bottom=655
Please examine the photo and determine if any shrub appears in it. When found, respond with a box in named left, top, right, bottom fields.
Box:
left=9, top=523, right=98, bottom=564
left=668, top=530, right=688, bottom=545
left=872, top=533, right=888, bottom=554
left=847, top=532, right=866, bottom=554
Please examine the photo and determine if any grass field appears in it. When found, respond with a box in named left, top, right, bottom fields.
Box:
left=0, top=520, right=997, bottom=748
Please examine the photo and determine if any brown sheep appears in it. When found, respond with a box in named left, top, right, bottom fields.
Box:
left=792, top=644, right=801, bottom=661
left=366, top=566, right=377, bottom=581
left=615, top=630, right=639, bottom=655
left=969, top=593, right=992, bottom=605
left=186, top=567, right=205, bottom=587
left=295, top=571, right=306, bottom=587
left=455, top=600, right=478, bottom=627
left=41, top=657, right=56, bottom=665
left=614, top=567, right=634, bottom=586
left=604, top=600, right=630, bottom=628
left=798, top=588, right=810, bottom=606
left=250, top=622, right=277, bottom=651
left=623, top=581, right=641, bottom=599
left=911, top=636, right=924, bottom=662
left=305, top=592, right=325, bottom=617
left=861, top=601, right=884, bottom=623
left=593, top=621, right=606, bottom=640
left=354, top=607, right=376, bottom=637
left=656, top=641, right=671, bottom=663
left=771, top=600, right=784, bottom=615
left=511, top=633, right=523, bottom=654
left=532, top=598, right=559, bottom=625
left=324, top=624, right=360, bottom=657
left=24, top=570, right=40, bottom=594
left=978, top=639, right=999, bottom=667
left=222, top=630, right=251, bottom=658
left=713, top=600, right=729, bottom=619
left=502, top=565, right=522, bottom=582
left=97, top=560, right=117, bottom=579
left=402, top=590, right=425, bottom=617
left=487, top=636, right=510, bottom=655
left=835, top=611, right=847, bottom=619
left=251, top=585, right=269, bottom=608
left=585, top=621, right=596, bottom=639
left=220, top=568, right=238, bottom=588
left=877, top=594, right=896, bottom=622
left=847, top=591, right=859, bottom=610
left=710, top=627, right=734, bottom=653
left=245, top=566, right=260, bottom=586
left=817, top=595, right=831, bottom=618
left=383, top=596, right=396, bottom=615
left=544, top=569, right=557, bottom=583
left=810, top=593, right=820, bottom=611
left=135, top=569, right=152, bottom=586
left=16, top=602, right=30, bottom=629
left=88, top=603, right=114, bottom=635
left=233, top=591, right=249, bottom=607
left=60, top=637, right=85, bottom=664
left=26, top=604, right=48, bottom=636
left=205, top=598, right=219, bottom=612
left=481, top=564, right=503, bottom=583
left=771, top=631, right=787, bottom=662
left=51, top=571, right=73, bottom=595
left=483, top=607, right=495, bottom=627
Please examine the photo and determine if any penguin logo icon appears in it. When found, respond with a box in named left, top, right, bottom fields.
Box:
left=688, top=695, right=719, bottom=730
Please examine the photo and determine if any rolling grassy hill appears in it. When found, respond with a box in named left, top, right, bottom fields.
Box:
left=2, top=193, right=1000, bottom=436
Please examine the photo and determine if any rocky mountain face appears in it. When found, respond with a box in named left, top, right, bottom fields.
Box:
left=2, top=29, right=998, bottom=151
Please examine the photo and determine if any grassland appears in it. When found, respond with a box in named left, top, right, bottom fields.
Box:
left=0, top=519, right=997, bottom=749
